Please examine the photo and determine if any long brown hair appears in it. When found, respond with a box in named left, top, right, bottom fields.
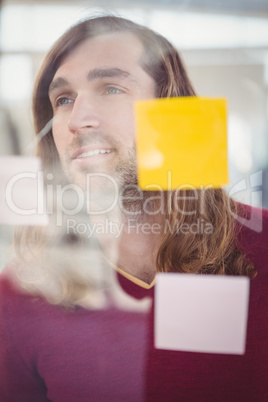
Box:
left=14, top=16, right=255, bottom=306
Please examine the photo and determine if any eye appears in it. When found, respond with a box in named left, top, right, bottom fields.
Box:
left=105, top=87, right=122, bottom=95
left=55, top=97, right=73, bottom=107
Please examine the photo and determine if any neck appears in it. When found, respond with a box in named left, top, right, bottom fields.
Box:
left=93, top=209, right=164, bottom=285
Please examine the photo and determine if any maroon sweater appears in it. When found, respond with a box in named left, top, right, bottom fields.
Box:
left=0, top=207, right=268, bottom=401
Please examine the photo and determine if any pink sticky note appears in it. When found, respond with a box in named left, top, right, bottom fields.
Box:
left=0, top=156, right=48, bottom=225
left=155, top=273, right=249, bottom=355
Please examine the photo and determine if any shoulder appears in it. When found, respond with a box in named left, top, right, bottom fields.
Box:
left=235, top=204, right=268, bottom=277
left=0, top=269, right=32, bottom=330
left=0, top=262, right=53, bottom=319
left=0, top=266, right=22, bottom=307
left=235, top=204, right=268, bottom=249
left=0, top=262, right=31, bottom=301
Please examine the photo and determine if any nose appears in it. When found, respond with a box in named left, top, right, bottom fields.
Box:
left=68, top=94, right=100, bottom=134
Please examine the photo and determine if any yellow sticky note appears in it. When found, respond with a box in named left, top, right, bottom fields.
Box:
left=135, top=97, right=228, bottom=190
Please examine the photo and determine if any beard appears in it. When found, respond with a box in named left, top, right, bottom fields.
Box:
left=58, top=133, right=158, bottom=220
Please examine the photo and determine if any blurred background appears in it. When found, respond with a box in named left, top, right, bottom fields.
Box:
left=0, top=0, right=268, bottom=269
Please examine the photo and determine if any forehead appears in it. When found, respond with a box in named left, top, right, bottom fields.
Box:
left=54, top=32, right=145, bottom=76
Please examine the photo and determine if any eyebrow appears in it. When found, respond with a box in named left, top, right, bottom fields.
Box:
left=48, top=68, right=135, bottom=96
left=48, top=77, right=70, bottom=96
left=87, top=67, right=132, bottom=81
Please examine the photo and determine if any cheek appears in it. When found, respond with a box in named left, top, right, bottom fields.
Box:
left=107, top=102, right=136, bottom=146
left=51, top=112, right=73, bottom=152
left=51, top=117, right=66, bottom=156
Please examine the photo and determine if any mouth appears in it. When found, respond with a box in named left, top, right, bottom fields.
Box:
left=75, top=149, right=113, bottom=159
left=71, top=147, right=115, bottom=166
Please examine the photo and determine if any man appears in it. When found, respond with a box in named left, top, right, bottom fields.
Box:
left=0, top=15, right=267, bottom=401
